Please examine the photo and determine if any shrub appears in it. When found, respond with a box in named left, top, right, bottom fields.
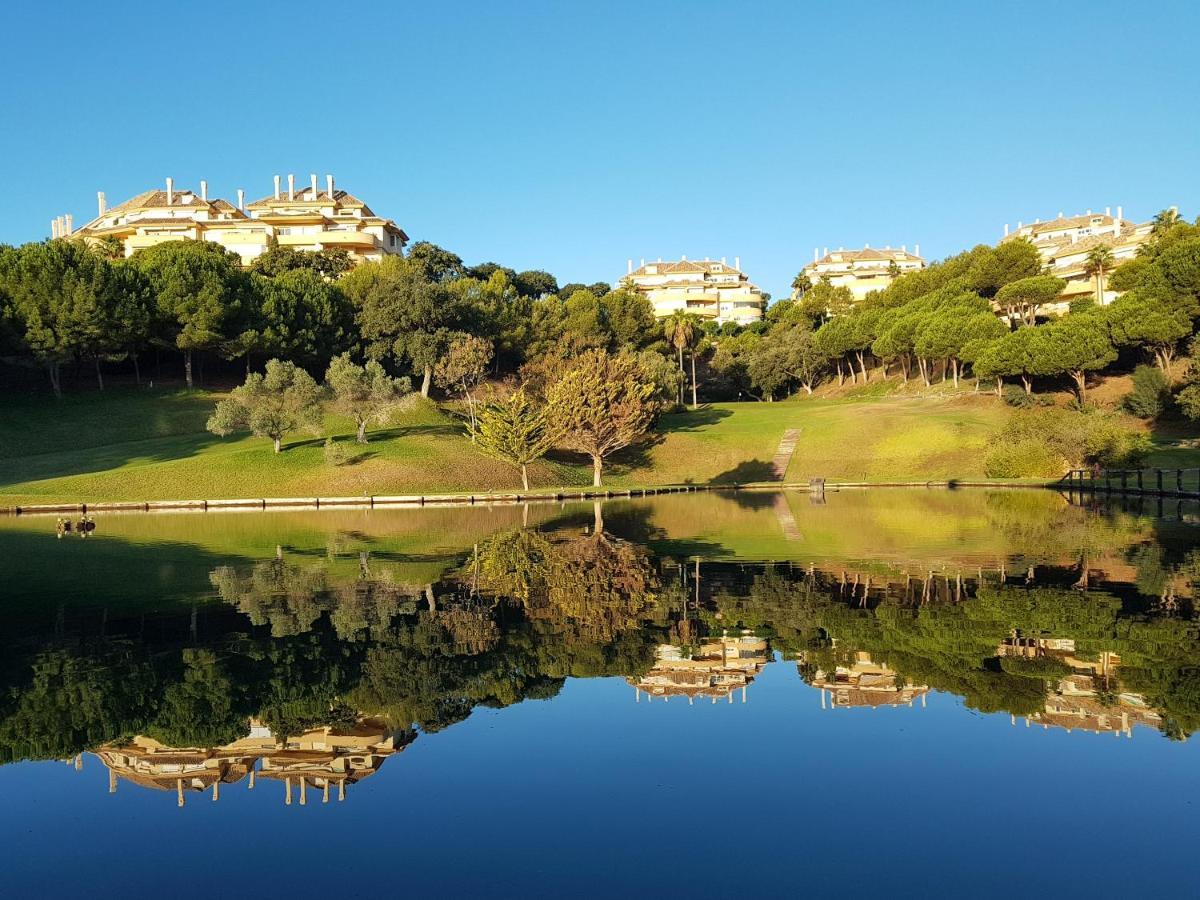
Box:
left=985, top=408, right=1151, bottom=477
left=323, top=437, right=348, bottom=467
left=985, top=439, right=1063, bottom=478
left=1002, top=384, right=1036, bottom=408
left=999, top=656, right=1072, bottom=680
left=1123, top=365, right=1170, bottom=418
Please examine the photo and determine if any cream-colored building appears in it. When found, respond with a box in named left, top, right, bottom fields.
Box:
left=800, top=245, right=925, bottom=302
left=619, top=257, right=765, bottom=325
left=805, top=651, right=930, bottom=710
left=629, top=634, right=769, bottom=703
left=1000, top=206, right=1154, bottom=310
left=58, top=173, right=408, bottom=266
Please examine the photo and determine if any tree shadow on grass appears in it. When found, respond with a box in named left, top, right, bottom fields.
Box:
left=711, top=459, right=777, bottom=484
left=655, top=405, right=734, bottom=433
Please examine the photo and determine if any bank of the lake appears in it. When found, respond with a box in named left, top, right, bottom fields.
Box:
left=1, top=386, right=1192, bottom=507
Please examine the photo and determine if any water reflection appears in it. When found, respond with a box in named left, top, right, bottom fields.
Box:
left=2, top=489, right=1199, bottom=811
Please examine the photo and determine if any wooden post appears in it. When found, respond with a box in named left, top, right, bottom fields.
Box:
left=1120, top=471, right=1128, bottom=492
left=1157, top=469, right=1164, bottom=495
left=1136, top=470, right=1143, bottom=492
left=1177, top=469, right=1185, bottom=494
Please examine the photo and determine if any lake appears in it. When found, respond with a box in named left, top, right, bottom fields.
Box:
left=1, top=488, right=1198, bottom=898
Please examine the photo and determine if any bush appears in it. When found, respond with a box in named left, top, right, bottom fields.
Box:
left=984, top=439, right=1063, bottom=478
left=1002, top=384, right=1036, bottom=408
left=1123, top=365, right=1170, bottom=418
left=999, top=656, right=1072, bottom=680
left=985, top=408, right=1152, bottom=477
left=323, top=437, right=348, bottom=467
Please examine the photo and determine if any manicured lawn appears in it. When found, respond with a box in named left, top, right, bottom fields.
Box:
left=0, top=385, right=1078, bottom=506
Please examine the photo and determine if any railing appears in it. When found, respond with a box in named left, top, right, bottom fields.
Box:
left=1060, top=468, right=1200, bottom=498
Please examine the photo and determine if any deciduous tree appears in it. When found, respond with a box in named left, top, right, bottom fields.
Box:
left=325, top=353, right=412, bottom=443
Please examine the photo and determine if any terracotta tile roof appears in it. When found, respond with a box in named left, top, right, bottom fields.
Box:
left=245, top=189, right=370, bottom=213
left=810, top=247, right=924, bottom=266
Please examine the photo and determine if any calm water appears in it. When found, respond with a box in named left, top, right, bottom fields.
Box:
left=1, top=489, right=1199, bottom=898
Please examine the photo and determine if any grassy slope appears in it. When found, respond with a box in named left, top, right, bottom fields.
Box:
left=0, top=383, right=1192, bottom=505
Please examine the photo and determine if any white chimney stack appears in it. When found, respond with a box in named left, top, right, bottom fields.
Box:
left=166, top=176, right=174, bottom=205
left=97, top=191, right=106, bottom=217
left=1117, top=205, right=1123, bottom=220
left=64, top=214, right=72, bottom=235
left=287, top=174, right=295, bottom=201
left=200, top=180, right=208, bottom=201
left=822, top=247, right=828, bottom=257
left=914, top=243, right=920, bottom=257
left=273, top=175, right=281, bottom=200
left=50, top=218, right=57, bottom=239
left=813, top=248, right=819, bottom=262
left=734, top=256, right=741, bottom=270
left=902, top=244, right=907, bottom=252
left=1017, top=221, right=1022, bottom=229
left=309, top=173, right=317, bottom=199
left=1105, top=206, right=1111, bottom=216
left=326, top=174, right=334, bottom=199
left=237, top=189, right=245, bottom=211
left=627, top=258, right=633, bottom=274
left=1086, top=208, right=1092, bottom=215
left=681, top=254, right=687, bottom=261
left=865, top=242, right=871, bottom=249
left=640, top=259, right=645, bottom=266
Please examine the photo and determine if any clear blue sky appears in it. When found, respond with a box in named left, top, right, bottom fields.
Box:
left=2, top=0, right=1197, bottom=298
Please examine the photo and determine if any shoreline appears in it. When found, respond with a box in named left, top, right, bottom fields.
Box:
left=0, top=479, right=1063, bottom=517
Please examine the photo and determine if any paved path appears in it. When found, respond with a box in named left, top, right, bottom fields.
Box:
left=770, top=428, right=801, bottom=480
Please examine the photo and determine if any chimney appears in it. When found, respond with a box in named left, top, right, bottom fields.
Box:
left=813, top=248, right=819, bottom=262
left=326, top=174, right=334, bottom=199
left=1086, top=208, right=1092, bottom=215
left=273, top=175, right=281, bottom=200
left=1058, top=211, right=1063, bottom=218
left=1017, top=221, right=1022, bottom=229
left=237, top=189, right=245, bottom=211
left=200, top=180, right=208, bottom=201
left=822, top=247, right=828, bottom=257
left=50, top=218, right=58, bottom=238
left=309, top=173, right=317, bottom=199
left=681, top=254, right=687, bottom=261
left=97, top=191, right=107, bottom=217
left=627, top=259, right=633, bottom=274
left=1105, top=206, right=1111, bottom=216
left=640, top=258, right=645, bottom=266
left=865, top=242, right=870, bottom=248
left=721, top=256, right=727, bottom=264
left=64, top=214, right=73, bottom=235
left=902, top=244, right=907, bottom=252
left=734, top=256, right=741, bottom=270
left=914, top=243, right=920, bottom=257
left=166, top=176, right=174, bottom=205
left=287, top=174, right=295, bottom=201
left=1117, top=205, right=1123, bottom=220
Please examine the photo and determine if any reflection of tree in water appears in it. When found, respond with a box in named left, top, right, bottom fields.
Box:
left=468, top=513, right=667, bottom=645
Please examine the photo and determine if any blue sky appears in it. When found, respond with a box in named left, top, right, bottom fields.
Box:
left=2, top=0, right=1197, bottom=298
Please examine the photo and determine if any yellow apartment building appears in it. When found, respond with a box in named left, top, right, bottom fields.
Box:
left=59, top=173, right=408, bottom=266
left=805, top=651, right=930, bottom=709
left=1000, top=206, right=1154, bottom=311
left=629, top=634, right=769, bottom=703
left=619, top=256, right=766, bottom=325
left=800, top=245, right=925, bottom=302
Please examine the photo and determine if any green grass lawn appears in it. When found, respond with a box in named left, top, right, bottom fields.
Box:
left=2, top=384, right=1178, bottom=506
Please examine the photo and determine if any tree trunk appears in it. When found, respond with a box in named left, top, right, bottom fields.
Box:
left=802, top=381, right=814, bottom=395
left=1021, top=375, right=1033, bottom=395
left=184, top=350, right=194, bottom=389
left=465, top=391, right=478, bottom=441
left=273, top=436, right=282, bottom=453
left=47, top=361, right=62, bottom=399
left=592, top=455, right=603, bottom=487
left=676, top=346, right=685, bottom=405
left=420, top=365, right=432, bottom=398
left=1073, top=370, right=1086, bottom=402
left=836, top=360, right=844, bottom=386
left=995, top=376, right=1003, bottom=397
left=951, top=359, right=959, bottom=389
left=855, top=351, right=867, bottom=382
left=690, top=352, right=698, bottom=409
left=132, top=354, right=141, bottom=386
left=520, top=463, right=530, bottom=492
left=900, top=356, right=909, bottom=384
left=593, top=500, right=604, bottom=534
left=356, top=420, right=368, bottom=444
left=95, top=357, right=104, bottom=391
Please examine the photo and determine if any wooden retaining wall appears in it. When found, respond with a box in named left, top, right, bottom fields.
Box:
left=0, top=479, right=1062, bottom=518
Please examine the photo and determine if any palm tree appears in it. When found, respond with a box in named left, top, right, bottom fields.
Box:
left=1151, top=207, right=1182, bottom=235
left=1083, top=244, right=1115, bottom=305
left=663, top=311, right=700, bottom=407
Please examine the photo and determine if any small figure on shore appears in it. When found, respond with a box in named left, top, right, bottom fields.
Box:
left=77, top=515, right=96, bottom=536
left=56, top=517, right=71, bottom=537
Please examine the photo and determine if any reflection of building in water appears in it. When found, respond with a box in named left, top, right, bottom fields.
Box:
left=630, top=634, right=768, bottom=704
left=88, top=718, right=411, bottom=807
left=806, top=651, right=930, bottom=709
left=999, top=637, right=1161, bottom=738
